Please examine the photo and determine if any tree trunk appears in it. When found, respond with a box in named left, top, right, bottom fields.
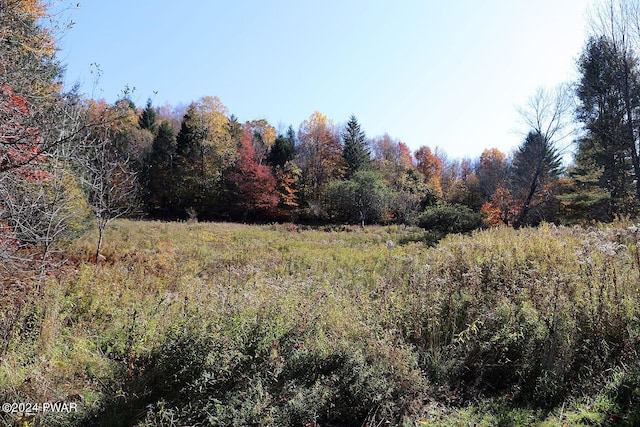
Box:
left=514, top=155, right=545, bottom=229
left=95, top=221, right=104, bottom=265
left=621, top=59, right=640, bottom=202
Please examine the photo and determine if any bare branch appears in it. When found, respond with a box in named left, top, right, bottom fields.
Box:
left=516, top=84, right=576, bottom=154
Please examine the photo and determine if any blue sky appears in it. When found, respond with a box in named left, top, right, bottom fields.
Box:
left=56, top=1, right=593, bottom=160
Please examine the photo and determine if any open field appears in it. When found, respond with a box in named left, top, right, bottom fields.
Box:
left=2, top=220, right=640, bottom=426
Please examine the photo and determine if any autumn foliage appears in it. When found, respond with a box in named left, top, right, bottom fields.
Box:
left=0, top=80, right=46, bottom=180
left=227, top=126, right=279, bottom=219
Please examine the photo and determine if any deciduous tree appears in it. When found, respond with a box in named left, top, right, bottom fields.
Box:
left=414, top=145, right=443, bottom=199
left=80, top=100, right=140, bottom=263
left=476, top=148, right=508, bottom=203
left=1, top=0, right=87, bottom=278
left=441, top=158, right=482, bottom=210
left=326, top=170, right=391, bottom=226
left=173, top=97, right=236, bottom=218
left=227, top=126, right=279, bottom=221
left=244, top=119, right=276, bottom=165
left=296, top=111, right=343, bottom=207
left=512, top=86, right=570, bottom=227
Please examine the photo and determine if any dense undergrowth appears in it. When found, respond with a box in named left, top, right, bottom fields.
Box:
left=1, top=220, right=640, bottom=426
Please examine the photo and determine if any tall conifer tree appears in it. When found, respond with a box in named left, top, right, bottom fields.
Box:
left=574, top=36, right=637, bottom=218
left=342, top=115, right=370, bottom=178
left=138, top=99, right=158, bottom=134
left=144, top=121, right=176, bottom=217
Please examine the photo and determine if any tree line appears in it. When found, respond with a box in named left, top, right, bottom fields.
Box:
left=4, top=0, right=640, bottom=273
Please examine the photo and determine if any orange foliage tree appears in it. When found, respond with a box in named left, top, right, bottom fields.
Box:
left=481, top=184, right=517, bottom=226
left=414, top=145, right=443, bottom=198
left=476, top=148, right=508, bottom=202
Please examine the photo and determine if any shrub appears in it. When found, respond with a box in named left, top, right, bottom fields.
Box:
left=80, top=314, right=424, bottom=426
left=417, top=203, right=484, bottom=234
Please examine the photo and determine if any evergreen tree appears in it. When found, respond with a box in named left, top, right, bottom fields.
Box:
left=268, top=126, right=299, bottom=219
left=341, top=115, right=370, bottom=178
left=511, top=131, right=563, bottom=227
left=227, top=114, right=242, bottom=144
left=138, top=99, right=158, bottom=134
left=574, top=36, right=638, bottom=218
left=269, top=126, right=296, bottom=168
left=172, top=99, right=238, bottom=219
left=560, top=137, right=613, bottom=222
left=174, top=105, right=206, bottom=215
left=144, top=121, right=176, bottom=217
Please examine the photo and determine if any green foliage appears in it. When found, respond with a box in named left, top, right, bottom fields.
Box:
left=418, top=203, right=484, bottom=233
left=269, top=126, right=296, bottom=168
left=142, top=121, right=177, bottom=218
left=391, top=168, right=435, bottom=224
left=508, top=131, right=563, bottom=228
left=326, top=170, right=392, bottom=225
left=342, top=115, right=371, bottom=178
left=138, top=99, right=158, bottom=134
left=575, top=35, right=640, bottom=219
left=91, top=319, right=421, bottom=426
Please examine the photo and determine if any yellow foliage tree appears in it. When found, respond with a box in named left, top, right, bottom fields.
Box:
left=297, top=111, right=344, bottom=202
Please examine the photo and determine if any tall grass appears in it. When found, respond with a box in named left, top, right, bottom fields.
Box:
left=1, top=220, right=640, bottom=425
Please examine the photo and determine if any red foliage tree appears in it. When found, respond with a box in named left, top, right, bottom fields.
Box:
left=0, top=80, right=47, bottom=180
left=228, top=127, right=279, bottom=220
left=0, top=78, right=49, bottom=254
left=398, top=142, right=413, bottom=169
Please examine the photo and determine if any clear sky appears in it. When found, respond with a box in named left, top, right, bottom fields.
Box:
left=55, top=1, right=593, bottom=160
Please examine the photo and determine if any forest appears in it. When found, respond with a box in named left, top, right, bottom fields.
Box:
left=4, top=1, right=640, bottom=250
left=4, top=0, right=640, bottom=426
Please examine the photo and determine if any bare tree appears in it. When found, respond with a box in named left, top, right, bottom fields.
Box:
left=513, top=86, right=573, bottom=227
left=0, top=84, right=90, bottom=287
left=80, top=122, right=139, bottom=263
left=517, top=85, right=575, bottom=152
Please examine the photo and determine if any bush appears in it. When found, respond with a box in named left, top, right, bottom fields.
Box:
left=418, top=203, right=484, bottom=234
left=80, top=315, right=424, bottom=426
left=326, top=170, right=392, bottom=225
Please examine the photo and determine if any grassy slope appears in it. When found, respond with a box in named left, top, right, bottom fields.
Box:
left=1, top=220, right=640, bottom=426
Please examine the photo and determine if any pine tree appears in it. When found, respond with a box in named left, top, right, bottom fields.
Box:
left=559, top=137, right=613, bottom=222
left=511, top=131, right=563, bottom=227
left=138, top=99, right=158, bottom=134
left=227, top=114, right=242, bottom=144
left=174, top=105, right=205, bottom=215
left=269, top=126, right=296, bottom=168
left=144, top=121, right=176, bottom=217
left=342, top=115, right=370, bottom=178
left=575, top=36, right=638, bottom=218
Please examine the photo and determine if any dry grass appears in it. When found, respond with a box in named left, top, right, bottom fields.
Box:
left=1, top=220, right=640, bottom=425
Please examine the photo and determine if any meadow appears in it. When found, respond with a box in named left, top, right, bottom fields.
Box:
left=1, top=220, right=640, bottom=426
